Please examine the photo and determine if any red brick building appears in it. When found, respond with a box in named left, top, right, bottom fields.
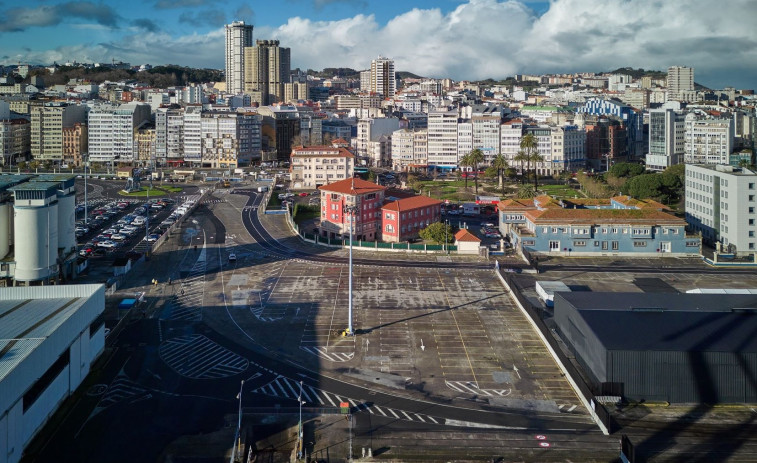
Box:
left=381, top=196, right=442, bottom=242
left=318, top=178, right=386, bottom=241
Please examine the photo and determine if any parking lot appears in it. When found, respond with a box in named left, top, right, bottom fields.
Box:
left=217, top=257, right=583, bottom=413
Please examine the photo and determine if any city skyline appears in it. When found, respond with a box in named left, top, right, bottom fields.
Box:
left=0, top=0, right=756, bottom=89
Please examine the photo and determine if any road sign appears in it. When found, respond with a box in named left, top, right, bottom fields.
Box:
left=539, top=442, right=551, bottom=448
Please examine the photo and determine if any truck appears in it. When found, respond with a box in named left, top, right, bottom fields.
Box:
left=257, top=186, right=269, bottom=193
left=462, top=203, right=480, bottom=215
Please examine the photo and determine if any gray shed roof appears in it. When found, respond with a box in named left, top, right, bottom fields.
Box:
left=555, top=292, right=757, bottom=353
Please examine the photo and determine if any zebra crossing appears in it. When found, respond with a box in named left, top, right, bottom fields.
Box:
left=159, top=334, right=249, bottom=379
left=252, top=375, right=442, bottom=425
left=201, top=199, right=226, bottom=204
left=445, top=381, right=511, bottom=397
left=300, top=346, right=354, bottom=362
left=163, top=247, right=206, bottom=321
left=97, top=374, right=151, bottom=408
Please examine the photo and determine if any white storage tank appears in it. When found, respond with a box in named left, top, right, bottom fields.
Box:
left=32, top=175, right=77, bottom=254
left=0, top=202, right=9, bottom=259
left=0, top=175, right=32, bottom=261
left=9, top=182, right=60, bottom=282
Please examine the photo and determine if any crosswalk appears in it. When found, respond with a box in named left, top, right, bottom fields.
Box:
left=159, top=334, right=249, bottom=379
left=201, top=199, right=226, bottom=204
left=300, top=346, right=354, bottom=362
left=97, top=374, right=151, bottom=408
left=445, top=381, right=511, bottom=397
left=164, top=248, right=206, bottom=321
left=252, top=375, right=442, bottom=425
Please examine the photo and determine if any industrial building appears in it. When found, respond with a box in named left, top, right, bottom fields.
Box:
left=0, top=284, right=106, bottom=463
left=0, top=174, right=79, bottom=285
left=553, top=292, right=757, bottom=404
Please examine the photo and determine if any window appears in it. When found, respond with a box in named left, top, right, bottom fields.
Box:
left=612, top=241, right=619, bottom=250
left=385, top=224, right=394, bottom=233
left=594, top=241, right=599, bottom=246
left=633, top=241, right=647, bottom=247
left=523, top=240, right=535, bottom=246
left=611, top=228, right=618, bottom=234
left=686, top=241, right=699, bottom=247
left=573, top=241, right=586, bottom=247
left=601, top=241, right=608, bottom=250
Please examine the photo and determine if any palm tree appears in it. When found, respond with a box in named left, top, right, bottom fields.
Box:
left=519, top=133, right=538, bottom=187
left=491, top=153, right=509, bottom=195
left=529, top=150, right=545, bottom=190
left=468, top=148, right=485, bottom=194
left=459, top=153, right=472, bottom=190
left=513, top=150, right=529, bottom=184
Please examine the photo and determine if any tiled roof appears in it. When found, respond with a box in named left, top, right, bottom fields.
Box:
left=318, top=178, right=386, bottom=195
left=382, top=195, right=442, bottom=212
left=497, top=199, right=535, bottom=211
left=611, top=195, right=669, bottom=210
left=455, top=229, right=481, bottom=242
left=534, top=195, right=562, bottom=209
left=291, top=146, right=353, bottom=158
left=526, top=208, right=685, bottom=226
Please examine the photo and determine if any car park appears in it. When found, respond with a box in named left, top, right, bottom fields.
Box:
left=110, top=234, right=127, bottom=242
left=97, top=240, right=117, bottom=249
left=298, top=192, right=309, bottom=197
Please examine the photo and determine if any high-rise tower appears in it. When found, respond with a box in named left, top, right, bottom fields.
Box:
left=370, top=56, right=395, bottom=98
left=244, top=39, right=291, bottom=106
left=667, top=66, right=694, bottom=101
left=225, top=21, right=254, bottom=94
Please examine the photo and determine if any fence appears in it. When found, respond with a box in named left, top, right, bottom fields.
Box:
left=284, top=209, right=458, bottom=254
left=496, top=269, right=615, bottom=435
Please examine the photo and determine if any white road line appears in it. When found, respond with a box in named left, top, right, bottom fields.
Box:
left=300, top=387, right=313, bottom=403
left=388, top=409, right=399, bottom=418
left=414, top=414, right=425, bottom=422
left=427, top=416, right=438, bottom=424
left=374, top=406, right=387, bottom=417
left=266, top=384, right=278, bottom=397
left=283, top=379, right=300, bottom=398
left=401, top=411, right=412, bottom=420
left=568, top=405, right=577, bottom=412
left=321, top=392, right=337, bottom=407
left=307, top=387, right=323, bottom=404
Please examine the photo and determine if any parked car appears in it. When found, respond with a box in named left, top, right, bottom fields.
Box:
left=145, top=233, right=160, bottom=243
left=228, top=253, right=237, bottom=263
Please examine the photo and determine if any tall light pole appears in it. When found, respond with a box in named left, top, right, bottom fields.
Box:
left=83, top=154, right=88, bottom=225
left=230, top=380, right=244, bottom=463
left=297, top=380, right=304, bottom=460
left=343, top=204, right=357, bottom=336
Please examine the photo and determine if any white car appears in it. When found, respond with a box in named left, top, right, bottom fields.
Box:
left=228, top=253, right=237, bottom=263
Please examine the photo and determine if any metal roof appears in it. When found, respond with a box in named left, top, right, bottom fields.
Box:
left=556, top=292, right=757, bottom=353
left=8, top=181, right=60, bottom=192
left=0, top=296, right=87, bottom=382
left=0, top=175, right=32, bottom=193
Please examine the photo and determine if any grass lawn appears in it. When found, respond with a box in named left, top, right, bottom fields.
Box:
left=293, top=204, right=320, bottom=225
left=160, top=185, right=183, bottom=193
left=119, top=187, right=177, bottom=197
left=538, top=184, right=584, bottom=199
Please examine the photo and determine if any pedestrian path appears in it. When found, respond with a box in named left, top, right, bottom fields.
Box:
left=252, top=375, right=443, bottom=425
left=162, top=247, right=206, bottom=321
left=159, top=334, right=249, bottom=379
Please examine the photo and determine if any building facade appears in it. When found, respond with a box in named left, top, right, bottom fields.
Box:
left=685, top=164, right=757, bottom=257
left=370, top=56, right=395, bottom=98
left=31, top=104, right=88, bottom=163
left=391, top=128, right=427, bottom=171
left=427, top=110, right=459, bottom=169
left=380, top=195, right=442, bottom=242
left=87, top=103, right=150, bottom=163
left=244, top=40, right=291, bottom=106
left=290, top=145, right=354, bottom=189
left=61, top=122, right=87, bottom=167
left=646, top=108, right=685, bottom=171
left=578, top=98, right=643, bottom=159
left=499, top=195, right=701, bottom=257
left=318, top=178, right=385, bottom=241
left=0, top=119, right=30, bottom=167
left=667, top=66, right=694, bottom=102
left=200, top=111, right=262, bottom=168
left=225, top=21, right=254, bottom=94
left=683, top=113, right=734, bottom=165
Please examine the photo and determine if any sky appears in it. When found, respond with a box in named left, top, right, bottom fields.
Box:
left=0, top=0, right=756, bottom=89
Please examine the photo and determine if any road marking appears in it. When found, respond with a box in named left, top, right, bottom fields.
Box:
left=374, top=406, right=387, bottom=417
left=401, top=411, right=412, bottom=420
left=414, top=414, right=425, bottom=422
left=159, top=334, right=248, bottom=379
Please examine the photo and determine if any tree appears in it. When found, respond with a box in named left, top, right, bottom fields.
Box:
left=491, top=153, right=509, bottom=195
left=528, top=150, right=544, bottom=190
left=459, top=153, right=472, bottom=190
left=518, top=133, right=538, bottom=186
left=468, top=148, right=485, bottom=194
left=367, top=170, right=376, bottom=183
left=513, top=150, right=529, bottom=184
left=419, top=222, right=454, bottom=244
left=609, top=162, right=645, bottom=178
left=516, top=184, right=537, bottom=199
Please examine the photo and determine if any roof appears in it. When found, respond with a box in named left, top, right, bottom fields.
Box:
left=455, top=229, right=481, bottom=242
left=556, top=292, right=757, bottom=353
left=525, top=207, right=685, bottom=226
left=382, top=195, right=442, bottom=212
left=497, top=198, right=535, bottom=211
left=318, top=178, right=386, bottom=196
left=291, top=146, right=353, bottom=158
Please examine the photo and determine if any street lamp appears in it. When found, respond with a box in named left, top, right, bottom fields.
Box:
left=445, top=218, right=450, bottom=255
left=343, top=204, right=358, bottom=336
left=297, top=380, right=305, bottom=460
left=230, top=380, right=245, bottom=463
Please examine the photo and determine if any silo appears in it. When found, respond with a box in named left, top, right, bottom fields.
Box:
left=33, top=175, right=77, bottom=254
left=9, top=182, right=60, bottom=282
left=0, top=202, right=9, bottom=259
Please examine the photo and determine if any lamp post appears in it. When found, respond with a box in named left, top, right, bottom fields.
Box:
left=230, top=380, right=245, bottom=463
left=83, top=154, right=89, bottom=226
left=297, top=380, right=304, bottom=460
left=445, top=218, right=449, bottom=255
left=343, top=204, right=358, bottom=336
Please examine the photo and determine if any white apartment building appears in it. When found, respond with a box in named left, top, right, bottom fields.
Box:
left=1, top=119, right=30, bottom=166
left=370, top=56, right=395, bottom=98
left=368, top=134, right=392, bottom=168
left=685, top=164, right=757, bottom=257
left=31, top=103, right=87, bottom=162
left=290, top=145, right=354, bottom=189
left=549, top=125, right=586, bottom=174
left=391, top=128, right=427, bottom=171
left=667, top=66, right=694, bottom=102
left=457, top=121, right=472, bottom=164
left=500, top=120, right=523, bottom=164
left=184, top=106, right=202, bottom=165
left=427, top=110, right=458, bottom=169
left=87, top=103, right=150, bottom=163
left=683, top=113, right=735, bottom=165
left=472, top=110, right=502, bottom=164
left=647, top=108, right=686, bottom=171
left=225, top=21, right=254, bottom=94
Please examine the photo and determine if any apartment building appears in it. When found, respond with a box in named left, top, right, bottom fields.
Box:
left=427, top=110, right=458, bottom=169
left=244, top=40, right=291, bottom=106
left=200, top=111, right=262, bottom=168
left=87, top=103, right=150, bottom=163
left=135, top=124, right=156, bottom=167
left=31, top=103, right=87, bottom=163
left=683, top=113, right=735, bottom=165
left=225, top=21, right=254, bottom=94
left=370, top=56, right=395, bottom=98
left=61, top=122, right=87, bottom=167
left=381, top=196, right=442, bottom=243
left=355, top=117, right=400, bottom=160
left=647, top=108, right=685, bottom=171
left=319, top=178, right=385, bottom=241
left=579, top=98, right=643, bottom=159
left=582, top=116, right=627, bottom=171
left=667, top=66, right=694, bottom=102
left=391, top=128, right=427, bottom=171
left=0, top=119, right=30, bottom=166
left=685, top=164, right=757, bottom=257
left=291, top=145, right=354, bottom=189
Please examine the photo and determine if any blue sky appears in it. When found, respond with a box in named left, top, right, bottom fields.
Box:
left=0, top=0, right=755, bottom=89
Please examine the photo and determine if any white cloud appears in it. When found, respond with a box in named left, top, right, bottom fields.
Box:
left=13, top=0, right=757, bottom=88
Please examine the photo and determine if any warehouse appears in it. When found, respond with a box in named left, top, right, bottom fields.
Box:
left=0, top=284, right=105, bottom=463
left=554, top=292, right=757, bottom=404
